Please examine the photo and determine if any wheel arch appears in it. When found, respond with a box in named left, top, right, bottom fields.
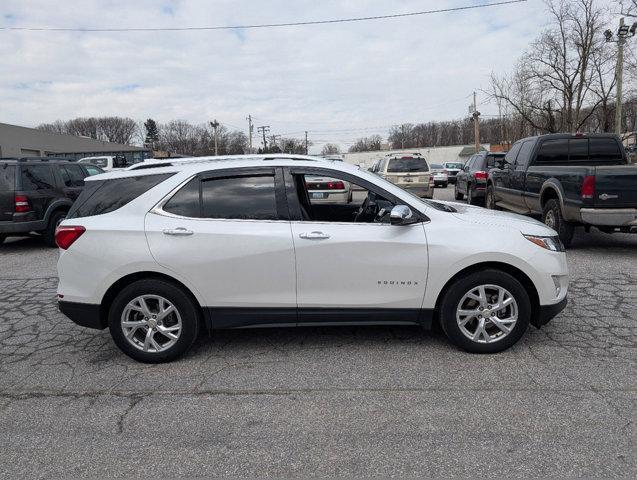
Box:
left=432, top=261, right=540, bottom=326
left=43, top=200, right=73, bottom=226
left=539, top=180, right=565, bottom=210
left=99, top=271, right=210, bottom=332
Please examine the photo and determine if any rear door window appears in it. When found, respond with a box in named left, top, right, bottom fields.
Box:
left=386, top=157, right=429, bottom=172
left=201, top=175, right=278, bottom=220
left=67, top=173, right=174, bottom=219
left=21, top=165, right=54, bottom=190
left=535, top=139, right=569, bottom=164
left=163, top=178, right=201, bottom=217
left=62, top=164, right=87, bottom=187
left=589, top=138, right=624, bottom=164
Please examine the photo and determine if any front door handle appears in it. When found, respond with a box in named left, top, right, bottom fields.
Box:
left=163, top=227, right=194, bottom=236
left=299, top=231, right=330, bottom=240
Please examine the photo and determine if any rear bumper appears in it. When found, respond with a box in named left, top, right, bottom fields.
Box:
left=532, top=296, right=567, bottom=328
left=580, top=208, right=637, bottom=227
left=0, top=219, right=46, bottom=235
left=399, top=184, right=432, bottom=197
left=58, top=300, right=105, bottom=330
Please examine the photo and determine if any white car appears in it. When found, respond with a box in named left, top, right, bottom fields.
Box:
left=429, top=164, right=449, bottom=188
left=56, top=154, right=569, bottom=362
left=78, top=155, right=128, bottom=171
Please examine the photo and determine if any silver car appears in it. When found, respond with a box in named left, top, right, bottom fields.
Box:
left=429, top=163, right=449, bottom=188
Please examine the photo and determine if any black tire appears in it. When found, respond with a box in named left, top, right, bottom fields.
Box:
left=43, top=210, right=67, bottom=247
left=108, top=279, right=200, bottom=363
left=454, top=185, right=464, bottom=200
left=442, top=182, right=448, bottom=188
left=439, top=269, right=531, bottom=354
left=467, top=184, right=476, bottom=205
left=0, top=234, right=6, bottom=246
left=542, top=199, right=574, bottom=248
left=485, top=185, right=499, bottom=210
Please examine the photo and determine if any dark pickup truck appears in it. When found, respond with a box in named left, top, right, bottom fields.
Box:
left=485, top=133, right=637, bottom=247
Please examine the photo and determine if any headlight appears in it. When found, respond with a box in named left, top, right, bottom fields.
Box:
left=523, top=234, right=565, bottom=252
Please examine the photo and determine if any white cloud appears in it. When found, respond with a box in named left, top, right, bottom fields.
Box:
left=0, top=0, right=614, bottom=152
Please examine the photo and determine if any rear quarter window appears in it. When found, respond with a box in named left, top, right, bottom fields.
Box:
left=21, top=165, right=55, bottom=190
left=0, top=165, right=15, bottom=190
left=67, top=173, right=174, bottom=219
left=589, top=138, right=625, bottom=165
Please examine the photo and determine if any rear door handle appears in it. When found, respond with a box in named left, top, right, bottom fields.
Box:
left=163, top=227, right=193, bottom=236
left=299, top=231, right=330, bottom=240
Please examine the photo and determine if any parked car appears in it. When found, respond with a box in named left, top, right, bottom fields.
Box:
left=429, top=164, right=449, bottom=188
left=57, top=154, right=568, bottom=362
left=455, top=152, right=506, bottom=205
left=0, top=157, right=104, bottom=246
left=486, top=133, right=637, bottom=247
left=443, top=161, right=464, bottom=183
left=304, top=174, right=352, bottom=204
left=78, top=155, right=128, bottom=171
left=370, top=153, right=434, bottom=198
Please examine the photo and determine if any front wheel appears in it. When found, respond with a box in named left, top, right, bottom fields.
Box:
left=439, top=270, right=531, bottom=353
left=108, top=279, right=200, bottom=363
left=542, top=199, right=574, bottom=248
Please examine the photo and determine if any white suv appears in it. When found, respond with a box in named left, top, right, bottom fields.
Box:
left=57, top=155, right=569, bottom=362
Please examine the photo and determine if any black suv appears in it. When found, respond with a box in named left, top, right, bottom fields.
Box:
left=454, top=152, right=505, bottom=205
left=0, top=157, right=104, bottom=246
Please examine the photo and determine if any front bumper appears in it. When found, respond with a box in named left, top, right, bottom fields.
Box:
left=580, top=208, right=637, bottom=227
left=58, top=300, right=105, bottom=330
left=532, top=296, right=567, bottom=328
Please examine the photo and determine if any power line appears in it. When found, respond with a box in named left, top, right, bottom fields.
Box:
left=0, top=1, right=527, bottom=32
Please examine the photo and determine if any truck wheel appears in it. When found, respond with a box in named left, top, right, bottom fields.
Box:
left=486, top=186, right=499, bottom=210
left=454, top=184, right=464, bottom=200
left=43, top=210, right=67, bottom=247
left=542, top=199, right=574, bottom=247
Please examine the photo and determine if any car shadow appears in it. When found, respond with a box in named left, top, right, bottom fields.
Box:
left=568, top=228, right=637, bottom=250
left=1, top=236, right=48, bottom=252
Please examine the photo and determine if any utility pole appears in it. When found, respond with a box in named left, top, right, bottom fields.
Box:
left=605, top=18, right=637, bottom=135
left=210, top=119, right=220, bottom=156
left=257, top=125, right=270, bottom=151
left=305, top=131, right=309, bottom=155
left=270, top=135, right=281, bottom=150
left=246, top=115, right=254, bottom=153
left=471, top=91, right=481, bottom=154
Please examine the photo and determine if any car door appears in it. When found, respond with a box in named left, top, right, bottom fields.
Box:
left=284, top=166, right=429, bottom=324
left=509, top=140, right=534, bottom=213
left=59, top=164, right=87, bottom=201
left=493, top=141, right=522, bottom=206
left=145, top=167, right=297, bottom=328
left=458, top=156, right=473, bottom=194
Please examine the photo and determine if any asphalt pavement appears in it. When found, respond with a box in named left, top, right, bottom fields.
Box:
left=0, top=186, right=635, bottom=478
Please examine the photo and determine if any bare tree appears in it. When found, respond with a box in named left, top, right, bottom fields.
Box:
left=348, top=135, right=383, bottom=152
left=97, top=117, right=139, bottom=144
left=491, top=0, right=607, bottom=133
left=321, top=143, right=340, bottom=155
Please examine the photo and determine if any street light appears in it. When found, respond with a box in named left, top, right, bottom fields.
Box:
left=604, top=18, right=637, bottom=135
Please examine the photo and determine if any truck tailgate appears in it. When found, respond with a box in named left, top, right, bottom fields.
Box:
left=593, top=165, right=637, bottom=208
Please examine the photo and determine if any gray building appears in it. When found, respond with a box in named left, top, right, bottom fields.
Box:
left=0, top=122, right=150, bottom=163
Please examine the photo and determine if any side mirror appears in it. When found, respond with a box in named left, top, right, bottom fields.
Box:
left=390, top=205, right=416, bottom=225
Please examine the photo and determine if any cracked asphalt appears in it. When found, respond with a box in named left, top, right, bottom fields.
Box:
left=1, top=186, right=636, bottom=478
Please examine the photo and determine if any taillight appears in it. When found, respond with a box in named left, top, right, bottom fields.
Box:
left=15, top=195, right=31, bottom=213
left=428, top=176, right=434, bottom=186
left=55, top=225, right=86, bottom=250
left=581, top=175, right=595, bottom=199
left=327, top=181, right=345, bottom=190
left=474, top=171, right=488, bottom=180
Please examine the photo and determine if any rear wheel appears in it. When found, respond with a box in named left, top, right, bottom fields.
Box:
left=108, top=279, right=200, bottom=363
left=0, top=234, right=6, bottom=245
left=440, top=270, right=531, bottom=353
left=542, top=199, right=574, bottom=248
left=43, top=210, right=67, bottom=247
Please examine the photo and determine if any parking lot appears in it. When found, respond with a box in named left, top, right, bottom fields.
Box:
left=1, top=186, right=635, bottom=478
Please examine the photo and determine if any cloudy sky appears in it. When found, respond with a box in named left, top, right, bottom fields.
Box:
left=0, top=0, right=616, bottom=152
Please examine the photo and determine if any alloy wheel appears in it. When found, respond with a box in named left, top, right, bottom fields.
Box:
left=120, top=295, right=182, bottom=352
left=456, top=284, right=518, bottom=344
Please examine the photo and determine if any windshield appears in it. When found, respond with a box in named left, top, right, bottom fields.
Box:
left=445, top=162, right=463, bottom=169
left=387, top=157, right=429, bottom=173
